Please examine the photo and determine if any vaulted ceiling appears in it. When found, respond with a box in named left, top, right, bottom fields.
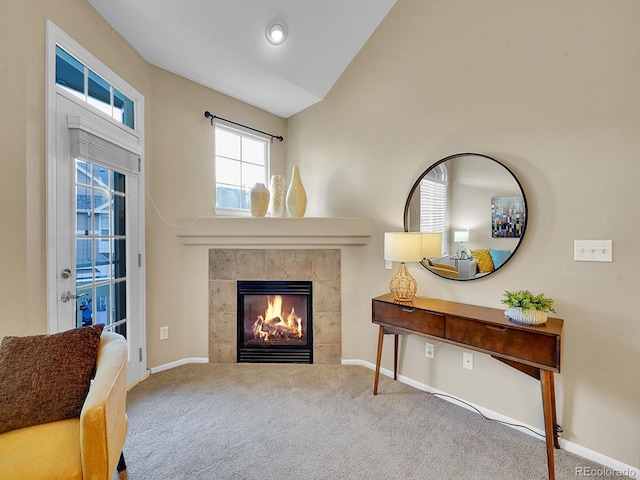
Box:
left=87, top=0, right=397, bottom=118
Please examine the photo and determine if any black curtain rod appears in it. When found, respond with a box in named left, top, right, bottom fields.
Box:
left=204, top=111, right=284, bottom=142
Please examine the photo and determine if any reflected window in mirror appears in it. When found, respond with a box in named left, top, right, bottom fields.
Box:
left=404, top=153, right=527, bottom=281
left=411, top=163, right=448, bottom=256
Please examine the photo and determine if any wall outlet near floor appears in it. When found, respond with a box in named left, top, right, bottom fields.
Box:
left=425, top=342, right=435, bottom=359
left=160, top=326, right=169, bottom=340
left=463, top=352, right=473, bottom=370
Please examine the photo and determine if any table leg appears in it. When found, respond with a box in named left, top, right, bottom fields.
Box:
left=393, top=334, right=399, bottom=381
left=373, top=325, right=384, bottom=395
left=540, top=370, right=557, bottom=480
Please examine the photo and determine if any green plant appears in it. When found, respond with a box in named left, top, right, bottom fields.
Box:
left=501, top=290, right=556, bottom=312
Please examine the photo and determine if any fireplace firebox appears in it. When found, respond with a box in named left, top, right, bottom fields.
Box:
left=237, top=281, right=313, bottom=364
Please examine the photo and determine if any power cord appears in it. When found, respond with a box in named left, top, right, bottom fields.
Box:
left=427, top=391, right=558, bottom=440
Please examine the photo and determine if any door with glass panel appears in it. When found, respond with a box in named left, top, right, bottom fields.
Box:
left=52, top=95, right=145, bottom=385
left=48, top=23, right=145, bottom=385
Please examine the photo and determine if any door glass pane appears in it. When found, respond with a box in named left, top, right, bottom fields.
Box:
left=95, top=239, right=111, bottom=281
left=93, top=165, right=110, bottom=188
left=113, top=171, right=125, bottom=193
left=113, top=194, right=125, bottom=237
left=114, top=281, right=126, bottom=322
left=76, top=161, right=91, bottom=186
left=93, top=190, right=110, bottom=234
left=113, top=239, right=126, bottom=280
left=95, top=284, right=111, bottom=326
left=76, top=238, right=92, bottom=286
left=74, top=160, right=127, bottom=336
left=76, top=287, right=93, bottom=328
left=76, top=187, right=92, bottom=235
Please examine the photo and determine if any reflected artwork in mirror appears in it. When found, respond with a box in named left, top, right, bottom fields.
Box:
left=404, top=153, right=527, bottom=281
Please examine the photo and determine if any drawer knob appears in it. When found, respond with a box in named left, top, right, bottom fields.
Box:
left=484, top=324, right=507, bottom=332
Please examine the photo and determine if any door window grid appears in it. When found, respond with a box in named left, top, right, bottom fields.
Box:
left=215, top=125, right=269, bottom=213
left=75, top=160, right=127, bottom=337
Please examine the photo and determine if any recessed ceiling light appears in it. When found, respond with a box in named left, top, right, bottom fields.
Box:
left=266, top=19, right=288, bottom=45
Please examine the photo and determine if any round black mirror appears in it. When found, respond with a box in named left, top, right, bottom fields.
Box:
left=404, top=153, right=527, bottom=280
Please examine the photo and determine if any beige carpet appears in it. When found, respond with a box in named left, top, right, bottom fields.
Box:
left=119, top=363, right=628, bottom=479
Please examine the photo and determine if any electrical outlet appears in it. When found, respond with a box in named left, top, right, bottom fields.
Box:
left=160, top=326, right=169, bottom=340
left=385, top=259, right=393, bottom=270
left=425, top=342, right=435, bottom=359
left=463, top=352, right=473, bottom=370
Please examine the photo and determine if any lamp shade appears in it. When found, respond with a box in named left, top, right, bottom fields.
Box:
left=454, top=230, right=469, bottom=243
left=421, top=232, right=442, bottom=258
left=384, top=232, right=423, bottom=263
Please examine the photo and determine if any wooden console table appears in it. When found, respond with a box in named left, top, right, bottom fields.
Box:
left=372, top=293, right=564, bottom=480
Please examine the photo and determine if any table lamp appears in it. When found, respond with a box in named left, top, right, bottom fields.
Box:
left=454, top=230, right=470, bottom=259
left=384, top=232, right=423, bottom=302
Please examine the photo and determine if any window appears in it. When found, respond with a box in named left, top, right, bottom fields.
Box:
left=420, top=164, right=448, bottom=255
left=215, top=125, right=269, bottom=213
left=55, top=46, right=135, bottom=129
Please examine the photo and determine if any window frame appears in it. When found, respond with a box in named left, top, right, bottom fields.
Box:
left=214, top=123, right=270, bottom=216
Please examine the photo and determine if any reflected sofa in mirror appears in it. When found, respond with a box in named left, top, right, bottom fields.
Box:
left=404, top=153, right=527, bottom=281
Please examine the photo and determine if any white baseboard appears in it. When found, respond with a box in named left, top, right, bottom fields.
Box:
left=342, top=358, right=640, bottom=478
left=149, top=357, right=209, bottom=374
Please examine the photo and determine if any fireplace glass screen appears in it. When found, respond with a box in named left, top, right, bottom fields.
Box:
left=237, top=281, right=312, bottom=363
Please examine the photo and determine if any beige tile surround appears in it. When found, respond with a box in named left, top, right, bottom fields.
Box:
left=209, top=249, right=341, bottom=364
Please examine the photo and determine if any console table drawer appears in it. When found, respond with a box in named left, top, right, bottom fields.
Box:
left=373, top=301, right=445, bottom=337
left=445, top=316, right=559, bottom=369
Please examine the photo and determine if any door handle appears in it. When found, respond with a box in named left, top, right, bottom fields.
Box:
left=61, top=291, right=88, bottom=304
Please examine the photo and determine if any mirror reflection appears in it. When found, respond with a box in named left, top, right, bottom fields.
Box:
left=404, top=153, right=527, bottom=281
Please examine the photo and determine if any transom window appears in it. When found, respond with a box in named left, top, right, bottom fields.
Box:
left=215, top=125, right=269, bottom=213
left=55, top=46, right=135, bottom=129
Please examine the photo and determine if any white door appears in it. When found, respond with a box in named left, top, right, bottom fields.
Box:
left=50, top=94, right=146, bottom=385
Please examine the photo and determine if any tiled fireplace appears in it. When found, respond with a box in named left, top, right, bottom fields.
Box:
left=209, top=249, right=341, bottom=364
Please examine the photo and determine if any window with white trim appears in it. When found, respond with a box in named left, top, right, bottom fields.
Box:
left=420, top=164, right=448, bottom=255
left=215, top=125, right=269, bottom=214
left=56, top=46, right=135, bottom=129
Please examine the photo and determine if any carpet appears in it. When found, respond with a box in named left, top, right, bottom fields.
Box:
left=119, top=363, right=628, bottom=479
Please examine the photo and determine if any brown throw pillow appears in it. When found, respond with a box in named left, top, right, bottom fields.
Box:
left=0, top=324, right=104, bottom=434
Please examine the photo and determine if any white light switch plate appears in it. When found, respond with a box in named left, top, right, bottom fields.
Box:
left=574, top=240, right=612, bottom=262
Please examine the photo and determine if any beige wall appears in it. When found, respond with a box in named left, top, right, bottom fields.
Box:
left=1, top=0, right=638, bottom=471
left=287, top=0, right=640, bottom=468
left=145, top=66, right=286, bottom=366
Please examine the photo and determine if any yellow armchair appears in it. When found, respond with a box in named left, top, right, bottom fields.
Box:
left=0, top=332, right=128, bottom=480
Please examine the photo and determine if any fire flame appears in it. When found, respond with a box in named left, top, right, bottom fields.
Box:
left=252, top=295, right=303, bottom=341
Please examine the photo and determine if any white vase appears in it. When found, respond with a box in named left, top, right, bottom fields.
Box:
left=268, top=175, right=286, bottom=217
left=505, top=307, right=548, bottom=325
left=286, top=166, right=307, bottom=218
left=250, top=183, right=270, bottom=217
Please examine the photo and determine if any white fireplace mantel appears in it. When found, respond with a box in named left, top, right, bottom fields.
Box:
left=176, top=216, right=373, bottom=246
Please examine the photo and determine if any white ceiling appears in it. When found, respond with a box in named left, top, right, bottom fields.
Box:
left=87, top=0, right=397, bottom=118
